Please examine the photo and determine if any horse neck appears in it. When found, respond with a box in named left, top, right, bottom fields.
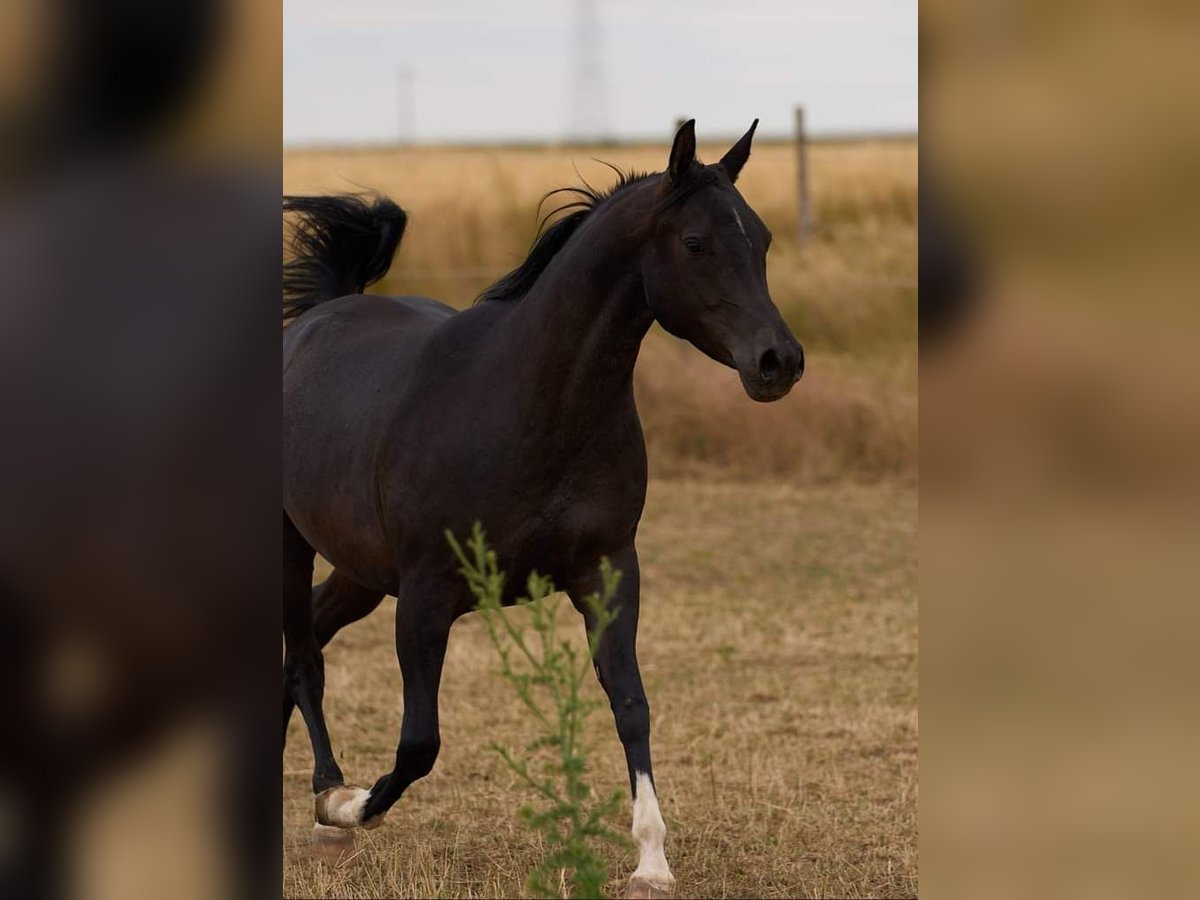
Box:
left=502, top=195, right=654, bottom=414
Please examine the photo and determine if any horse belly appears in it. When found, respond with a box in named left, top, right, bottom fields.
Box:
left=284, top=488, right=397, bottom=594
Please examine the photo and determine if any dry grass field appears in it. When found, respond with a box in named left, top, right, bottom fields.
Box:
left=282, top=139, right=917, bottom=898
left=284, top=481, right=917, bottom=899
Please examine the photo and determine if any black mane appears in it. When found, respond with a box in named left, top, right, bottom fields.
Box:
left=475, top=161, right=724, bottom=305
left=476, top=166, right=653, bottom=304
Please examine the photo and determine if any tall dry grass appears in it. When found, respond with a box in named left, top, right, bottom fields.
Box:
left=283, top=140, right=917, bottom=482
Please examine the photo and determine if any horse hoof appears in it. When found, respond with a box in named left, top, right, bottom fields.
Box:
left=315, top=785, right=373, bottom=829
left=626, top=877, right=675, bottom=899
left=311, top=823, right=355, bottom=864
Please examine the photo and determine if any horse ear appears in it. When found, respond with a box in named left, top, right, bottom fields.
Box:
left=667, top=119, right=697, bottom=185
left=719, top=119, right=759, bottom=183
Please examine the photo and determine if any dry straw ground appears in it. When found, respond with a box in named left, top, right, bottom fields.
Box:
left=282, top=139, right=917, bottom=898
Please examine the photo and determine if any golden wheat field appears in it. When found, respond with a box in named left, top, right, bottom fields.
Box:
left=282, top=139, right=918, bottom=899
left=284, top=139, right=917, bottom=483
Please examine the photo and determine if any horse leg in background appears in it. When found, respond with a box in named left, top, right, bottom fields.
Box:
left=282, top=570, right=385, bottom=741
left=570, top=547, right=675, bottom=900
left=317, top=583, right=454, bottom=829
left=281, top=516, right=346, bottom=795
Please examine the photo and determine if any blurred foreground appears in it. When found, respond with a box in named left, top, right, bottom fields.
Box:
left=1, top=2, right=280, bottom=898
left=922, top=2, right=1200, bottom=897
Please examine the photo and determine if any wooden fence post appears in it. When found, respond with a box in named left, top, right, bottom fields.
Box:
left=795, top=106, right=813, bottom=246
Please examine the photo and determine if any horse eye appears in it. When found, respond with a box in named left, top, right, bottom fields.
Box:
left=683, top=236, right=704, bottom=255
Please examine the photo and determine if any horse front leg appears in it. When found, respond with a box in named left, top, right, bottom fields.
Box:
left=569, top=546, right=675, bottom=900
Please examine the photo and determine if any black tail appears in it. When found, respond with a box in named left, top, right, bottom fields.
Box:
left=282, top=194, right=408, bottom=320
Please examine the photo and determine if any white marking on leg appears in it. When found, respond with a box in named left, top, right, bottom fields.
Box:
left=317, top=786, right=372, bottom=829
left=630, top=772, right=674, bottom=888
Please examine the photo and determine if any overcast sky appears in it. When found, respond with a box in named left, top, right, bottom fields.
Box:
left=284, top=0, right=917, bottom=145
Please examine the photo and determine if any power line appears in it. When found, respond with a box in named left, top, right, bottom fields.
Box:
left=569, top=0, right=609, bottom=143
left=396, top=64, right=415, bottom=144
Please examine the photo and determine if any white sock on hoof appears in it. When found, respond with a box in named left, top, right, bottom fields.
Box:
left=316, top=786, right=372, bottom=829
left=630, top=772, right=674, bottom=888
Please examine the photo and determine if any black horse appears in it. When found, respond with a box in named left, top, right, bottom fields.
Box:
left=282, top=120, right=803, bottom=897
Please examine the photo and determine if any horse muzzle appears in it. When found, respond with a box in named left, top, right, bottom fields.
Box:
left=738, top=340, right=804, bottom=402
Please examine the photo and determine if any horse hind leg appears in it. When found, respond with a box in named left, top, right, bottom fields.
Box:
left=288, top=568, right=386, bottom=849
left=283, top=570, right=385, bottom=742
left=281, top=517, right=345, bottom=795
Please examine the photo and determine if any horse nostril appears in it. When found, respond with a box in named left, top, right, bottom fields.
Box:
left=795, top=344, right=805, bottom=381
left=759, top=348, right=781, bottom=379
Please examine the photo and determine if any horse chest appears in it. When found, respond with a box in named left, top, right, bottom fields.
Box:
left=532, top=455, right=647, bottom=556
left=387, top=385, right=647, bottom=580
left=446, top=436, right=646, bottom=575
